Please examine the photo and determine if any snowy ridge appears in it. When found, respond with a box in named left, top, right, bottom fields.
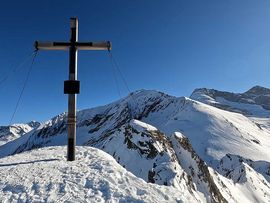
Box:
left=0, top=146, right=196, bottom=202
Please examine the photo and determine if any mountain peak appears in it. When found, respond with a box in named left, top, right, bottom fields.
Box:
left=245, top=85, right=270, bottom=95
left=126, top=89, right=171, bottom=99
left=26, top=121, right=41, bottom=129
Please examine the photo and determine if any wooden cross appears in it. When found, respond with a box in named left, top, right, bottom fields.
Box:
left=35, top=17, right=111, bottom=161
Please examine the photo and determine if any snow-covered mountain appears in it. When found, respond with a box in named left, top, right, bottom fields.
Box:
left=191, top=85, right=270, bottom=117
left=0, top=121, right=40, bottom=146
left=1, top=86, right=270, bottom=202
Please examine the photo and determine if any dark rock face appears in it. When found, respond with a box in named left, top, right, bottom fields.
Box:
left=171, top=133, right=228, bottom=203
left=123, top=125, right=160, bottom=158
left=148, top=170, right=156, bottom=183
left=26, top=121, right=41, bottom=129
left=0, top=127, right=10, bottom=139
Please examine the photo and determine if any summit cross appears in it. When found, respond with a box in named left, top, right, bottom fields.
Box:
left=35, top=17, right=111, bottom=161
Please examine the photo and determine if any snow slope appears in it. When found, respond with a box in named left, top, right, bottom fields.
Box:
left=125, top=93, right=270, bottom=165
left=0, top=146, right=196, bottom=203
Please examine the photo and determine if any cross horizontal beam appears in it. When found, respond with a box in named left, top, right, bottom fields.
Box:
left=34, top=41, right=111, bottom=51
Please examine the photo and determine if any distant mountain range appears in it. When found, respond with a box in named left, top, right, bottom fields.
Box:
left=1, top=86, right=270, bottom=203
left=191, top=85, right=270, bottom=116
left=0, top=121, right=40, bottom=146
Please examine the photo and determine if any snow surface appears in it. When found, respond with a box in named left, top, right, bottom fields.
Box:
left=0, top=146, right=195, bottom=203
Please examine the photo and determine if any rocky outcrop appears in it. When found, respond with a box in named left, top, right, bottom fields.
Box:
left=97, top=119, right=197, bottom=194
left=171, top=132, right=228, bottom=203
left=217, top=154, right=270, bottom=183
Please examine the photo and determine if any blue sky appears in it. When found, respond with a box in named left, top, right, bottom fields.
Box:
left=1, top=0, right=270, bottom=125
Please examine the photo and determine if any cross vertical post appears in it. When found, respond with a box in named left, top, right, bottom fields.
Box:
left=67, top=17, right=78, bottom=161
left=35, top=17, right=111, bottom=161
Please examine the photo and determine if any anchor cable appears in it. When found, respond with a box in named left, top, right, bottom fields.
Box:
left=9, top=50, right=38, bottom=125
left=0, top=50, right=37, bottom=89
left=107, top=50, right=162, bottom=151
left=107, top=50, right=141, bottom=117
left=108, top=51, right=122, bottom=98
left=108, top=50, right=132, bottom=94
